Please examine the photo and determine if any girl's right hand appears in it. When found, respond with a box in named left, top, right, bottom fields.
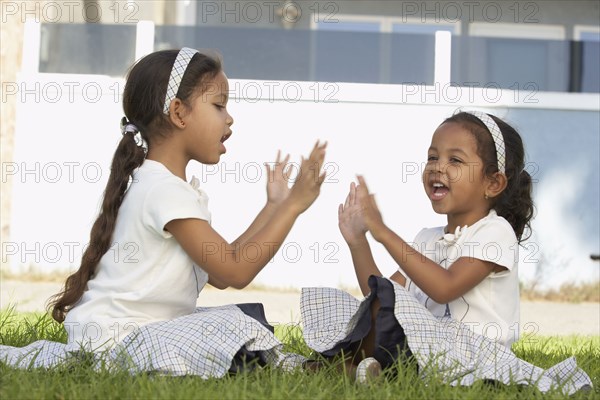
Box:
left=265, top=150, right=292, bottom=206
left=338, top=182, right=368, bottom=246
left=286, top=141, right=327, bottom=214
left=355, top=175, right=387, bottom=242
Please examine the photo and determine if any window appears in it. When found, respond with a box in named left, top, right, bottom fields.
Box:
left=460, top=22, right=568, bottom=91
left=313, top=14, right=383, bottom=33
left=312, top=14, right=459, bottom=84
left=389, top=18, right=460, bottom=36
left=312, top=15, right=383, bottom=83
left=574, top=25, right=600, bottom=93
left=469, top=22, right=565, bottom=40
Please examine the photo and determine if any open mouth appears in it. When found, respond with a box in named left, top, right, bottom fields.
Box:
left=221, top=132, right=232, bottom=143
left=432, top=182, right=449, bottom=198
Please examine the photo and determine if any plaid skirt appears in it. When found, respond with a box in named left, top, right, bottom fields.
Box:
left=0, top=303, right=304, bottom=378
left=301, top=276, right=593, bottom=395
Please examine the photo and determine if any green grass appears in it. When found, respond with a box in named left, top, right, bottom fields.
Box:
left=0, top=308, right=598, bottom=399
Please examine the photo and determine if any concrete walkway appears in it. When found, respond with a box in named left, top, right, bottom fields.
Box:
left=1, top=279, right=598, bottom=336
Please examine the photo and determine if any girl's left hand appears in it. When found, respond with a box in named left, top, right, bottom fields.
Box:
left=265, top=150, right=292, bottom=206
left=355, top=175, right=387, bottom=240
left=338, top=182, right=368, bottom=245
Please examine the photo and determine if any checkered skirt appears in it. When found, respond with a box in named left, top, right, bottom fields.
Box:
left=301, top=276, right=593, bottom=395
left=0, top=304, right=304, bottom=378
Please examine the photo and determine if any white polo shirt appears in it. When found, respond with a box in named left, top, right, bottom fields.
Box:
left=403, top=210, right=521, bottom=346
left=65, top=160, right=211, bottom=351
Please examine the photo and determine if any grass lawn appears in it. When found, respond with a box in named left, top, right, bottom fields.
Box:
left=0, top=309, right=598, bottom=399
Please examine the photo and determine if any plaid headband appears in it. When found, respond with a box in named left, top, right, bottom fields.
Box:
left=464, top=111, right=506, bottom=174
left=163, top=47, right=199, bottom=114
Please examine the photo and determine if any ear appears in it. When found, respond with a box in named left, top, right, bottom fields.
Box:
left=167, top=98, right=187, bottom=130
left=485, top=172, right=508, bottom=199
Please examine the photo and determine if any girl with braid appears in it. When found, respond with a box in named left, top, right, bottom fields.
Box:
left=1, top=48, right=326, bottom=377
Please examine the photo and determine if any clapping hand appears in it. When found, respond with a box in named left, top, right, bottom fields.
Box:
left=339, top=176, right=386, bottom=243
left=287, top=141, right=328, bottom=214
left=265, top=150, right=292, bottom=206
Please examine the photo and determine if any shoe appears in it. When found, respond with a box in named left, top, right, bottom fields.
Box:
left=355, top=357, right=382, bottom=384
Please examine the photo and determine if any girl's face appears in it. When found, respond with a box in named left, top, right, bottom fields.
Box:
left=183, top=71, right=234, bottom=164
left=423, top=122, right=492, bottom=228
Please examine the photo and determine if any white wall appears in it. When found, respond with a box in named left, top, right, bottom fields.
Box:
left=3, top=74, right=599, bottom=290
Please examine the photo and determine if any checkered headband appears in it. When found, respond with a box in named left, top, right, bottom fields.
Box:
left=464, top=111, right=506, bottom=174
left=163, top=47, right=200, bottom=114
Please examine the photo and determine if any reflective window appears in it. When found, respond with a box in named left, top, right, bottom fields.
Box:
left=39, top=24, right=136, bottom=76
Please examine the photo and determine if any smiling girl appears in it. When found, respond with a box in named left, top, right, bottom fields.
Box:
left=301, top=111, right=592, bottom=393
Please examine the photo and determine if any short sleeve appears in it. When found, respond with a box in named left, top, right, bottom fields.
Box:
left=143, top=180, right=211, bottom=238
left=460, top=218, right=518, bottom=274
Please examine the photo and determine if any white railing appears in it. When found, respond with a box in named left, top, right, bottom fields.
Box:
left=20, top=19, right=600, bottom=111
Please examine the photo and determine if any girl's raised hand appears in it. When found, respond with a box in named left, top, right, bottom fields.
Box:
left=338, top=182, right=368, bottom=246
left=287, top=141, right=327, bottom=214
left=265, top=150, right=292, bottom=206
left=355, top=175, right=386, bottom=240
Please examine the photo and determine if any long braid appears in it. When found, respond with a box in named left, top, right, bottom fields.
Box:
left=48, top=49, right=222, bottom=322
left=49, top=136, right=145, bottom=322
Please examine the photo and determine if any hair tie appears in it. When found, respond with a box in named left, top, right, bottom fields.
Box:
left=463, top=111, right=506, bottom=174
left=120, top=117, right=139, bottom=135
left=163, top=47, right=200, bottom=115
left=120, top=117, right=148, bottom=154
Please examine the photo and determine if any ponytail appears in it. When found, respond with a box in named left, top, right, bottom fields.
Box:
left=49, top=135, right=145, bottom=322
left=48, top=50, right=222, bottom=323
left=495, top=169, right=534, bottom=241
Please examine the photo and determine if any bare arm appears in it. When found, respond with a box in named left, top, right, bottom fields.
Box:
left=339, top=182, right=405, bottom=296
left=231, top=152, right=292, bottom=247
left=344, top=235, right=408, bottom=296
left=345, top=237, right=380, bottom=296
left=355, top=176, right=496, bottom=303
left=170, top=142, right=327, bottom=289
left=375, top=226, right=495, bottom=303
left=230, top=202, right=279, bottom=247
left=167, top=204, right=300, bottom=289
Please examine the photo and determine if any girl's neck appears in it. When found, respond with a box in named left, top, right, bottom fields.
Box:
left=145, top=136, right=190, bottom=180
left=146, top=152, right=189, bottom=181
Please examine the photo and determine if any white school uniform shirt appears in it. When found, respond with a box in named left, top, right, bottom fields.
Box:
left=402, top=210, right=521, bottom=346
left=65, top=160, right=211, bottom=351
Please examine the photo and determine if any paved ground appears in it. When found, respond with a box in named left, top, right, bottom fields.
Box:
left=1, top=279, right=598, bottom=336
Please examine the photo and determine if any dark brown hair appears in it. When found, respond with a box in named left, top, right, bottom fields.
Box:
left=49, top=50, right=222, bottom=322
left=443, top=112, right=534, bottom=242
